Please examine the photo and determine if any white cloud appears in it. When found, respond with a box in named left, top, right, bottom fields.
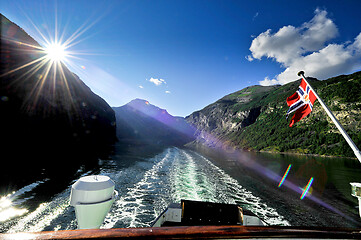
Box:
left=165, top=90, right=171, bottom=94
left=139, top=85, right=144, bottom=89
left=252, top=12, right=259, bottom=21
left=245, top=55, right=254, bottom=62
left=149, top=77, right=166, bottom=86
left=259, top=77, right=279, bottom=86
left=249, top=9, right=361, bottom=85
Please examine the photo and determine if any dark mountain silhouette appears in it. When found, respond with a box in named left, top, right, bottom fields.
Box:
left=113, top=99, right=195, bottom=148
left=0, top=14, right=116, bottom=185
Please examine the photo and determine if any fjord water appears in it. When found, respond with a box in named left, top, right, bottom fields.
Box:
left=1, top=147, right=361, bottom=233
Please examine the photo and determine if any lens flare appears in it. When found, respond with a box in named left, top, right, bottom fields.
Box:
left=300, top=177, right=314, bottom=200
left=278, top=164, right=292, bottom=188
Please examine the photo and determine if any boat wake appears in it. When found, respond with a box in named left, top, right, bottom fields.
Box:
left=102, top=149, right=173, bottom=228
left=3, top=147, right=288, bottom=233
left=103, top=148, right=289, bottom=228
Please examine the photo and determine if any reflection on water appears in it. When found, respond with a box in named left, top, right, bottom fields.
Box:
left=256, top=152, right=361, bottom=202
left=0, top=180, right=47, bottom=223
left=0, top=194, right=28, bottom=222
left=0, top=148, right=361, bottom=233
left=227, top=152, right=361, bottom=226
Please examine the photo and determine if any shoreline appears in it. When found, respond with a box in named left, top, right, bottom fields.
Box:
left=256, top=149, right=358, bottom=160
left=185, top=140, right=358, bottom=161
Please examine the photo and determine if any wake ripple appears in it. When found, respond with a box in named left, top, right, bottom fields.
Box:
left=5, top=147, right=288, bottom=233
left=188, top=151, right=289, bottom=225
left=103, top=148, right=289, bottom=228
left=102, top=148, right=174, bottom=228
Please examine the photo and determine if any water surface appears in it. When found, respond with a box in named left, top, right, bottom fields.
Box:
left=1, top=147, right=360, bottom=233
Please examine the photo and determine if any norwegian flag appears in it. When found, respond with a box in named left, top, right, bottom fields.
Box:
left=286, top=78, right=317, bottom=127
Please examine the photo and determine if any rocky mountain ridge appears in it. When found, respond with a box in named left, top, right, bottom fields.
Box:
left=186, top=72, right=361, bottom=158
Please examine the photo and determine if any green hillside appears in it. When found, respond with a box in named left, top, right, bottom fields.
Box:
left=231, top=72, right=361, bottom=157
left=187, top=71, right=361, bottom=158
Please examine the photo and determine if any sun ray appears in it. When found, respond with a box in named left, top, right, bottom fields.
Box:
left=63, top=11, right=105, bottom=46
left=0, top=56, right=47, bottom=78
left=10, top=58, right=50, bottom=88
left=58, top=62, right=70, bottom=96
left=54, top=1, right=58, bottom=46
left=28, top=60, right=54, bottom=109
left=2, top=38, right=45, bottom=51
left=58, top=17, right=72, bottom=45
left=1, top=4, right=107, bottom=114
left=21, top=10, right=52, bottom=47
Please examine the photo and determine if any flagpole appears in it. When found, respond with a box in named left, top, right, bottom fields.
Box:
left=297, top=71, right=361, bottom=163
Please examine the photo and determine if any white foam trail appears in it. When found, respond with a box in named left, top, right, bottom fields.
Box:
left=171, top=151, right=202, bottom=201
left=102, top=149, right=172, bottom=228
left=7, top=166, right=97, bottom=232
left=14, top=181, right=44, bottom=196
left=192, top=151, right=289, bottom=226
left=4, top=147, right=288, bottom=232
left=104, top=147, right=289, bottom=228
left=7, top=197, right=70, bottom=233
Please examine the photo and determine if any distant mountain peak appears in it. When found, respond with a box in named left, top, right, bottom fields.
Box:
left=125, top=98, right=169, bottom=115
left=129, top=98, right=149, bottom=104
left=113, top=99, right=195, bottom=147
left=127, top=98, right=151, bottom=108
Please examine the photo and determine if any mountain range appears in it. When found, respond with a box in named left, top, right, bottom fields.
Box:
left=1, top=11, right=361, bottom=188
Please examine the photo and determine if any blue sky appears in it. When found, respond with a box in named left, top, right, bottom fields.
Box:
left=2, top=0, right=361, bottom=116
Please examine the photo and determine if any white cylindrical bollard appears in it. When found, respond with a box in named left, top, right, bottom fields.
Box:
left=350, top=182, right=361, bottom=218
left=70, top=175, right=117, bottom=229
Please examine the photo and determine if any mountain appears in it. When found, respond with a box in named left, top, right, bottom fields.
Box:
left=186, top=71, right=361, bottom=158
left=0, top=14, right=116, bottom=182
left=113, top=99, right=195, bottom=148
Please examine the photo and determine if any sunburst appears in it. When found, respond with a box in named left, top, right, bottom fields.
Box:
left=44, top=42, right=68, bottom=63
left=0, top=12, right=96, bottom=112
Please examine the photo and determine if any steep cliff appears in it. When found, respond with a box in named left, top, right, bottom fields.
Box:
left=0, top=14, right=116, bottom=181
left=186, top=72, right=361, bottom=158
left=186, top=85, right=278, bottom=149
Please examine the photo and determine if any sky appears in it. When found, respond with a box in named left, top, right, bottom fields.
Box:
left=2, top=0, right=361, bottom=116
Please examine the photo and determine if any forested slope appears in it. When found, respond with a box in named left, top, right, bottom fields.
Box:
left=186, top=71, right=361, bottom=158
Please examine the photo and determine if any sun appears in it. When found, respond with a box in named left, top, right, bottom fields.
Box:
left=45, top=43, right=67, bottom=62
